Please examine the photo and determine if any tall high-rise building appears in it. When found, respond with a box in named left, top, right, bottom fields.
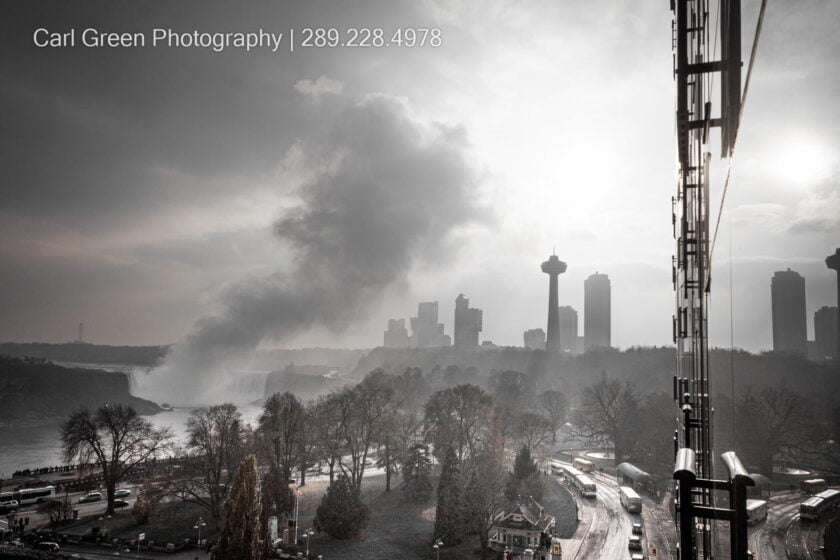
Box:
left=523, top=328, right=546, bottom=350
left=771, top=269, right=807, bottom=355
left=383, top=318, right=410, bottom=348
left=814, top=306, right=838, bottom=360
left=827, top=248, right=840, bottom=360
left=541, top=254, right=567, bottom=352
left=584, top=272, right=611, bottom=350
left=410, top=302, right=450, bottom=347
left=557, top=306, right=579, bottom=353
left=454, top=294, right=482, bottom=348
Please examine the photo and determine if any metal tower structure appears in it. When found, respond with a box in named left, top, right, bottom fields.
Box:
left=670, top=1, right=753, bottom=559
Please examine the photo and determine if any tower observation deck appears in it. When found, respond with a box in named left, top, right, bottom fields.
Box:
left=541, top=254, right=567, bottom=353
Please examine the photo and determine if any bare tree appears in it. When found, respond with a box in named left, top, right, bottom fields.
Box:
left=537, top=389, right=568, bottom=443
left=178, top=403, right=245, bottom=522
left=257, top=392, right=304, bottom=484
left=464, top=447, right=507, bottom=556
left=570, top=379, right=640, bottom=466
left=337, top=370, right=395, bottom=488
left=512, top=412, right=553, bottom=452
left=423, top=384, right=494, bottom=466
left=736, top=385, right=815, bottom=475
left=60, top=404, right=172, bottom=514
left=297, top=401, right=318, bottom=487
left=313, top=392, right=345, bottom=485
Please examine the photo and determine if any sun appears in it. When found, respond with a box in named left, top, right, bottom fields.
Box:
left=770, top=135, right=835, bottom=186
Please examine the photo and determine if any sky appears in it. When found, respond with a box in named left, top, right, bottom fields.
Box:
left=1, top=0, right=838, bottom=356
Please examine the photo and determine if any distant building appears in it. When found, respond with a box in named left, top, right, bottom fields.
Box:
left=771, top=269, right=807, bottom=355
left=410, top=302, right=450, bottom=347
left=558, top=306, right=579, bottom=353
left=453, top=294, right=483, bottom=348
left=383, top=318, right=410, bottom=348
left=489, top=497, right=562, bottom=559
left=584, top=272, right=611, bottom=350
left=814, top=306, right=838, bottom=360
left=523, top=328, right=546, bottom=350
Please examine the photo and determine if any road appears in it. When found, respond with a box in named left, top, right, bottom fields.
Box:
left=553, top=462, right=672, bottom=560
left=5, top=485, right=140, bottom=535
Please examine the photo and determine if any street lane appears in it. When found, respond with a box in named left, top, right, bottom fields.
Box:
left=553, top=462, right=641, bottom=560
left=751, top=490, right=801, bottom=560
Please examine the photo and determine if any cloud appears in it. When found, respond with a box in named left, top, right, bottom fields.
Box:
left=788, top=172, right=840, bottom=234
left=138, top=92, right=488, bottom=404
left=294, top=75, right=345, bottom=100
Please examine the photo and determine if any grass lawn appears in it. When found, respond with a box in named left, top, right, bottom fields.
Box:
left=540, top=474, right=578, bottom=538
left=57, top=500, right=219, bottom=546
left=296, top=473, right=476, bottom=560
left=296, top=472, right=578, bottom=559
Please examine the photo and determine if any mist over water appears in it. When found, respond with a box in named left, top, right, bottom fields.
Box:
left=137, top=94, right=488, bottom=405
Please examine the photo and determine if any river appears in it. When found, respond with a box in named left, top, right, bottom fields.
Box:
left=0, top=361, right=266, bottom=478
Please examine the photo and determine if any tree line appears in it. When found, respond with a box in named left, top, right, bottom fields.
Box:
left=56, top=362, right=840, bottom=558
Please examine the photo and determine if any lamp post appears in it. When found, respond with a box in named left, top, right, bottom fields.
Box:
left=304, top=528, right=314, bottom=557
left=193, top=517, right=206, bottom=548
left=433, top=539, right=443, bottom=560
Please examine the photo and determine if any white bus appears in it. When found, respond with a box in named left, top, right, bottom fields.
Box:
left=14, top=486, right=56, bottom=506
left=563, top=465, right=584, bottom=482
left=801, top=479, right=827, bottom=495
left=800, top=489, right=840, bottom=521
left=550, top=462, right=565, bottom=476
left=746, top=499, right=767, bottom=526
left=573, top=457, right=595, bottom=473
left=576, top=474, right=597, bottom=498
left=620, top=486, right=642, bottom=513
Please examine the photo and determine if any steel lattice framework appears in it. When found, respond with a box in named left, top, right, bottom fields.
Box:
left=670, top=0, right=746, bottom=559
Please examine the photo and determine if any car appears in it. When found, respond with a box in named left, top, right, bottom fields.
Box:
left=0, top=500, right=18, bottom=514
left=632, top=522, right=643, bottom=535
left=79, top=492, right=102, bottom=503
left=628, top=535, right=643, bottom=551
left=113, top=499, right=130, bottom=508
left=631, top=554, right=646, bottom=560
left=114, top=489, right=132, bottom=498
left=37, top=542, right=61, bottom=552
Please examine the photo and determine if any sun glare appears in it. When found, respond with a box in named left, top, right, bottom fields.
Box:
left=771, top=135, right=835, bottom=186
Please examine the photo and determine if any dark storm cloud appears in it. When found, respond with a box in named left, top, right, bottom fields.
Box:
left=0, top=0, right=429, bottom=226
left=142, top=93, right=488, bottom=403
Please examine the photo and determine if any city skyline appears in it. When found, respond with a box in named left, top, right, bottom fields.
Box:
left=2, top=1, right=839, bottom=356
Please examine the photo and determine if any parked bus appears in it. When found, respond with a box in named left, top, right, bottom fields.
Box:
left=575, top=474, right=597, bottom=498
left=746, top=499, right=767, bottom=525
left=14, top=486, right=56, bottom=506
left=801, top=479, right=827, bottom=495
left=573, top=457, right=595, bottom=473
left=620, top=486, right=642, bottom=513
left=800, top=489, right=840, bottom=521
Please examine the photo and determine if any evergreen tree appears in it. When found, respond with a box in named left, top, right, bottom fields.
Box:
left=434, top=446, right=465, bottom=545
left=213, top=455, right=261, bottom=560
left=505, top=445, right=543, bottom=503
left=401, top=443, right=433, bottom=502
left=257, top=472, right=276, bottom=559
left=313, top=474, right=370, bottom=539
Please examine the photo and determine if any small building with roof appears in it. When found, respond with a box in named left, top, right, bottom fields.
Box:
left=489, top=497, right=562, bottom=559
